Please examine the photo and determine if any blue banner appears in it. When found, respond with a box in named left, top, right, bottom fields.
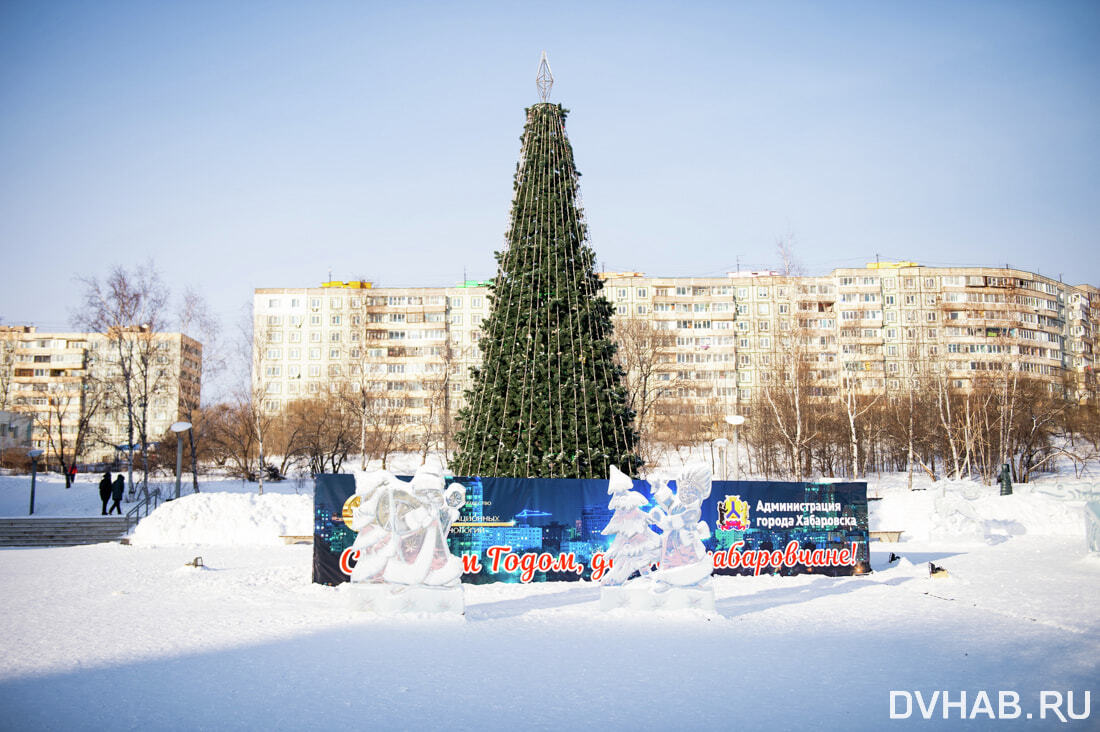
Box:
left=312, top=475, right=870, bottom=585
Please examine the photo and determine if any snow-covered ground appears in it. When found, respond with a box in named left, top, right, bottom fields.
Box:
left=1, top=466, right=1097, bottom=729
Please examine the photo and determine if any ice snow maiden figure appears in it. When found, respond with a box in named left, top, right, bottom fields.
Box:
left=647, top=463, right=714, bottom=588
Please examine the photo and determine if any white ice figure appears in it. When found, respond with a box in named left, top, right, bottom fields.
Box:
left=600, top=466, right=661, bottom=585
left=348, top=465, right=466, bottom=588
left=646, top=463, right=714, bottom=588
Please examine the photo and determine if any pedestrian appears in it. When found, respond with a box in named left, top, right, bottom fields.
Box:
left=69, top=464, right=77, bottom=483
left=99, top=471, right=112, bottom=515
left=109, top=475, right=124, bottom=515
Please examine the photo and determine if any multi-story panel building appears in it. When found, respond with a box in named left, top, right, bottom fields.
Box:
left=252, top=281, right=489, bottom=431
left=0, top=325, right=202, bottom=463
left=254, top=265, right=1099, bottom=447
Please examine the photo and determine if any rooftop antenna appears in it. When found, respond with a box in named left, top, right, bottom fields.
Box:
left=536, top=51, right=554, bottom=103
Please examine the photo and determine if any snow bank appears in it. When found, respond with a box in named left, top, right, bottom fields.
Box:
left=870, top=479, right=1087, bottom=542
left=129, top=493, right=312, bottom=546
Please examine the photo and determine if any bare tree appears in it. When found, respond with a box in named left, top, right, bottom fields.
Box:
left=0, top=329, right=16, bottom=412
left=75, top=263, right=169, bottom=500
left=612, top=318, right=683, bottom=468
left=38, top=377, right=105, bottom=487
left=176, top=288, right=217, bottom=493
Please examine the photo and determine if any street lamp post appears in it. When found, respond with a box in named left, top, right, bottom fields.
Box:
left=27, top=449, right=44, bottom=515
left=724, top=415, right=746, bottom=481
left=169, top=422, right=193, bottom=500
left=712, top=438, right=730, bottom=480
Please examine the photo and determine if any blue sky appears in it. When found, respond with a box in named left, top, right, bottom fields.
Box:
left=2, top=0, right=1098, bottom=338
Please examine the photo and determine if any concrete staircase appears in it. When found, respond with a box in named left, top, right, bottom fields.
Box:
left=0, top=517, right=131, bottom=547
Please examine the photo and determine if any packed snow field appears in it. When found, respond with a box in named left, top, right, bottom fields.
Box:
left=1, top=464, right=1097, bottom=730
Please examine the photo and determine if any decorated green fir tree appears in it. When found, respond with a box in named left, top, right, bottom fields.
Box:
left=451, top=56, right=640, bottom=479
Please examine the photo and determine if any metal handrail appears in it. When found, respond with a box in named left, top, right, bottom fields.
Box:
left=124, top=487, right=162, bottom=533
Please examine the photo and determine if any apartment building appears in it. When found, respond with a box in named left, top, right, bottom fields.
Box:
left=601, top=264, right=1098, bottom=410
left=253, top=265, right=1099, bottom=444
left=252, top=281, right=489, bottom=424
left=0, top=325, right=202, bottom=463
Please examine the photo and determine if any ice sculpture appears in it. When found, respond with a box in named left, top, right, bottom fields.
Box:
left=600, top=463, right=716, bottom=612
left=345, top=464, right=467, bottom=614
left=600, top=465, right=661, bottom=585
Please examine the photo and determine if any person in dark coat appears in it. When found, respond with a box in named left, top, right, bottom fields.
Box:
left=109, top=475, right=125, bottom=515
left=99, top=471, right=112, bottom=515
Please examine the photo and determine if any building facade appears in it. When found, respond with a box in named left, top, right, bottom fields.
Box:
left=0, top=325, right=202, bottom=464
left=253, top=265, right=1098, bottom=446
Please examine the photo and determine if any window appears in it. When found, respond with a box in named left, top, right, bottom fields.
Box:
left=329, top=297, right=342, bottom=309
left=288, top=348, right=301, bottom=360
left=308, top=365, right=321, bottom=377
left=265, top=348, right=281, bottom=360
left=471, top=297, right=482, bottom=308
left=266, top=315, right=281, bottom=325
left=736, top=288, right=748, bottom=299
left=637, top=288, right=647, bottom=298
left=450, top=314, right=463, bottom=325
left=310, top=314, right=321, bottom=326
left=309, top=332, right=321, bottom=343
left=350, top=297, right=360, bottom=308
left=757, top=287, right=768, bottom=298
left=330, top=332, right=341, bottom=342
left=329, top=348, right=341, bottom=359
left=636, top=305, right=648, bottom=315
left=309, top=348, right=321, bottom=360
left=331, top=315, right=341, bottom=325
left=449, top=297, right=463, bottom=308
left=757, top=303, right=770, bottom=315
left=310, top=298, right=321, bottom=309
left=290, top=298, right=300, bottom=308
left=267, top=298, right=280, bottom=308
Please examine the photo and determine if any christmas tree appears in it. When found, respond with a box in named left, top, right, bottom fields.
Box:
left=452, top=54, right=640, bottom=479
left=600, top=466, right=661, bottom=585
